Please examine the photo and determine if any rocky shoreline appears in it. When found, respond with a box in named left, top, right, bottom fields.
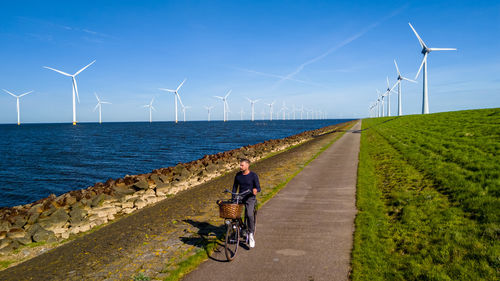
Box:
left=0, top=123, right=344, bottom=256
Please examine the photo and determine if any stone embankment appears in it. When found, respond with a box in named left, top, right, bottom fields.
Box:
left=0, top=124, right=342, bottom=255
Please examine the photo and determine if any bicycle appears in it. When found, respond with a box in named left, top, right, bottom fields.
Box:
left=217, top=189, right=258, bottom=261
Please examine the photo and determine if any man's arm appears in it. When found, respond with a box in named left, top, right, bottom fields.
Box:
left=253, top=173, right=261, bottom=194
left=232, top=175, right=239, bottom=194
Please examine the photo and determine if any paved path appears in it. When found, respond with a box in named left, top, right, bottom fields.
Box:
left=184, top=121, right=361, bottom=281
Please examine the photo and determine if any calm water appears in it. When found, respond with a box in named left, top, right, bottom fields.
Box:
left=0, top=119, right=351, bottom=207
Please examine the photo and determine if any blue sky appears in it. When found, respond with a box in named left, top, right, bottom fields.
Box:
left=0, top=0, right=499, bottom=123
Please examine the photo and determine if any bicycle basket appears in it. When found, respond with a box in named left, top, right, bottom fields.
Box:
left=218, top=202, right=244, bottom=219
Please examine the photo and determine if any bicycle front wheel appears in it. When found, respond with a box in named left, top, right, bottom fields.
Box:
left=225, top=222, right=239, bottom=261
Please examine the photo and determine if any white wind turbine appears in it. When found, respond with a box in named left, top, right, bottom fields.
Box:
left=292, top=105, right=296, bottom=120
left=181, top=104, right=191, bottom=122
left=3, top=89, right=34, bottom=125
left=159, top=79, right=186, bottom=123
left=44, top=60, right=96, bottom=125
left=264, top=101, right=275, bottom=121
left=384, top=77, right=398, bottom=117
left=214, top=90, right=231, bottom=122
left=143, top=98, right=156, bottom=123
left=280, top=102, right=288, bottom=120
left=376, top=89, right=385, bottom=117
left=409, top=22, right=457, bottom=114
left=246, top=98, right=260, bottom=122
left=300, top=105, right=304, bottom=120
left=204, top=106, right=214, bottom=122
left=239, top=108, right=244, bottom=121
left=393, top=60, right=417, bottom=116
left=93, top=92, right=111, bottom=124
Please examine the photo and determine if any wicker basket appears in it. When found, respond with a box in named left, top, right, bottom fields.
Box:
left=219, top=202, right=244, bottom=219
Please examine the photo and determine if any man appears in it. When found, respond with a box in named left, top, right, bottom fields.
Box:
left=232, top=158, right=260, bottom=248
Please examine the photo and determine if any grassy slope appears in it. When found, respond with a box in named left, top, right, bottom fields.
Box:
left=352, top=108, right=499, bottom=280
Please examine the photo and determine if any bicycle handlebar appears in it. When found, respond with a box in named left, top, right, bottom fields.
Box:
left=223, top=189, right=251, bottom=196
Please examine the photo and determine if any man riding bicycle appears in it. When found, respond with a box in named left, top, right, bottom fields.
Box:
left=232, top=158, right=260, bottom=248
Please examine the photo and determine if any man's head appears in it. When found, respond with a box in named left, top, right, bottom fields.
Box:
left=239, top=158, right=250, bottom=172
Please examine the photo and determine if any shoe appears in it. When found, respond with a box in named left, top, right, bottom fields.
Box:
left=249, top=233, right=255, bottom=248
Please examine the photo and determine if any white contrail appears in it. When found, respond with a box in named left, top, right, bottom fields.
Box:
left=233, top=67, right=320, bottom=86
left=273, top=6, right=407, bottom=88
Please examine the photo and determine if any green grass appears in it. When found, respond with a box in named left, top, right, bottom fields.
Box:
left=162, top=122, right=355, bottom=281
left=0, top=260, right=15, bottom=270
left=352, top=108, right=499, bottom=280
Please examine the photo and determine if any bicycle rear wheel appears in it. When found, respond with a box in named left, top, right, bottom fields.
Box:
left=225, top=222, right=239, bottom=261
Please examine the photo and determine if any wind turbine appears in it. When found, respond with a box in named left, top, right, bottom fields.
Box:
left=143, top=98, right=156, bottom=123
left=300, top=105, right=304, bottom=120
left=159, top=79, right=186, bottom=123
left=409, top=22, right=457, bottom=114
left=214, top=90, right=231, bottom=122
left=3, top=89, right=33, bottom=125
left=246, top=98, right=260, bottom=122
left=204, top=106, right=214, bottom=121
left=93, top=92, right=111, bottom=124
left=280, top=102, right=288, bottom=120
left=181, top=104, right=191, bottom=122
left=384, top=77, right=398, bottom=117
left=239, top=108, right=244, bottom=121
left=377, top=89, right=384, bottom=117
left=44, top=60, right=96, bottom=125
left=292, top=105, right=296, bottom=120
left=264, top=101, right=275, bottom=121
left=393, top=60, right=417, bottom=116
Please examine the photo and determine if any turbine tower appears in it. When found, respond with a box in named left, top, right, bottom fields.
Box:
left=44, top=60, right=96, bottom=125
left=384, top=77, right=397, bottom=117
left=393, top=59, right=417, bottom=116
left=159, top=79, right=186, bottom=123
left=181, top=104, right=191, bottom=122
left=246, top=98, right=260, bottom=122
left=204, top=106, right=214, bottom=122
left=264, top=101, right=275, bottom=121
left=3, top=89, right=34, bottom=125
left=409, top=22, right=457, bottom=114
left=280, top=102, right=288, bottom=120
left=143, top=98, right=156, bottom=123
left=93, top=92, right=111, bottom=124
left=214, top=90, right=231, bottom=122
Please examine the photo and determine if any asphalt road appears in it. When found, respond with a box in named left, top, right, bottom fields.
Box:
left=183, top=121, right=361, bottom=281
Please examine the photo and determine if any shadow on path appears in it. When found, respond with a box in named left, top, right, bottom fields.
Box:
left=180, top=219, right=228, bottom=262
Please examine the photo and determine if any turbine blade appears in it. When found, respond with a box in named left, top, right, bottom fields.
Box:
left=3, top=89, right=18, bottom=98
left=177, top=78, right=186, bottom=91
left=101, top=101, right=111, bottom=104
left=390, top=82, right=398, bottom=92
left=214, top=96, right=223, bottom=99
left=151, top=106, right=157, bottom=111
left=225, top=90, right=232, bottom=98
left=159, top=88, right=176, bottom=93
left=94, top=92, right=100, bottom=101
left=386, top=76, right=390, bottom=88
left=94, top=103, right=99, bottom=112
left=428, top=48, right=457, bottom=51
left=18, top=91, right=34, bottom=97
left=402, top=77, right=417, bottom=83
left=408, top=22, right=427, bottom=48
left=43, top=66, right=72, bottom=76
left=394, top=59, right=400, bottom=74
left=74, top=60, right=96, bottom=76
left=415, top=54, right=427, bottom=79
left=73, top=77, right=80, bottom=103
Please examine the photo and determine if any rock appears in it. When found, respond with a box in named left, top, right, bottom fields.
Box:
left=91, top=193, right=110, bottom=207
left=69, top=205, right=88, bottom=224
left=12, top=215, right=27, bottom=228
left=159, top=174, right=171, bottom=183
left=0, top=231, right=6, bottom=240
left=27, top=211, right=40, bottom=224
left=121, top=202, right=134, bottom=209
left=133, top=178, right=149, bottom=190
left=0, top=220, right=11, bottom=232
left=7, top=228, right=26, bottom=239
left=32, top=227, right=56, bottom=243
left=37, top=208, right=69, bottom=230
left=0, top=238, right=12, bottom=249
left=15, top=235, right=33, bottom=245
left=134, top=199, right=147, bottom=209
left=112, top=185, right=135, bottom=196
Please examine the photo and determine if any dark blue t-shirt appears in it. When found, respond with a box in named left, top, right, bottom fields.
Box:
left=232, top=171, right=261, bottom=195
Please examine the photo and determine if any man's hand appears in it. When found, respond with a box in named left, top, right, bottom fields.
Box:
left=253, top=188, right=258, bottom=195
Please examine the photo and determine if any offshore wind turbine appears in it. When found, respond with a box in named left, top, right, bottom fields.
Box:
left=159, top=79, right=186, bottom=123
left=246, top=98, right=260, bottom=121
left=300, top=105, right=304, bottom=120
left=3, top=89, right=33, bottom=125
left=239, top=108, right=244, bottom=120
left=393, top=60, right=417, bottom=116
left=280, top=102, right=288, bottom=120
left=181, top=104, right=191, bottom=122
left=44, top=60, right=95, bottom=125
left=264, top=101, right=275, bottom=121
left=93, top=92, right=111, bottom=124
left=214, top=90, right=231, bottom=122
left=409, top=22, right=457, bottom=114
left=143, top=98, right=156, bottom=123
left=204, top=106, right=214, bottom=121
